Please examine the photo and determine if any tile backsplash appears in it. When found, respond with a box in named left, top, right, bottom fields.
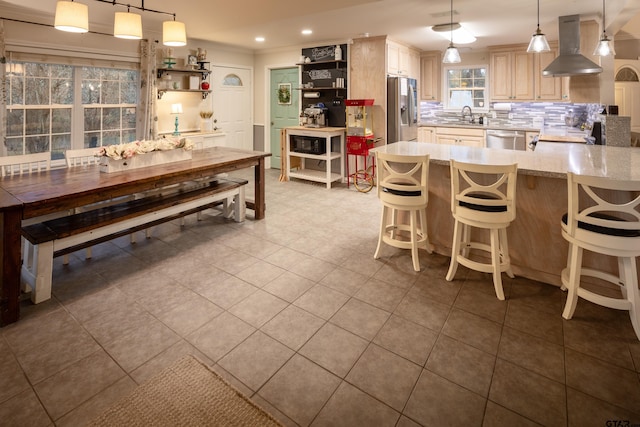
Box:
left=420, top=101, right=604, bottom=128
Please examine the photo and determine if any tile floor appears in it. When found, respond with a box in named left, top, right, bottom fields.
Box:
left=1, top=168, right=640, bottom=427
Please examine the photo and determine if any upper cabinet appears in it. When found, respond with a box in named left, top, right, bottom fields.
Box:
left=489, top=45, right=534, bottom=101
left=534, top=42, right=563, bottom=101
left=420, top=51, right=441, bottom=101
left=387, top=40, right=420, bottom=78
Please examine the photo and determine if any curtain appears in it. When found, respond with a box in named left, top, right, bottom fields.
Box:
left=0, top=21, right=7, bottom=157
left=138, top=39, right=157, bottom=141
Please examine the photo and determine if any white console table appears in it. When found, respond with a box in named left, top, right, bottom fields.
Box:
left=285, top=126, right=345, bottom=189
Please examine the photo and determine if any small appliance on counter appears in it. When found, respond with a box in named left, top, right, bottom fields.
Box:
left=304, top=104, right=328, bottom=128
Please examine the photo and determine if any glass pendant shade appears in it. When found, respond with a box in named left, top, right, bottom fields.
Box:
left=54, top=1, right=89, bottom=33
left=163, top=21, right=187, bottom=46
left=114, top=12, right=142, bottom=39
left=443, top=44, right=461, bottom=64
left=594, top=35, right=615, bottom=56
left=527, top=29, right=551, bottom=53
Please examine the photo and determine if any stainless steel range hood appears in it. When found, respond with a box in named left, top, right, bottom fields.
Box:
left=542, top=15, right=603, bottom=77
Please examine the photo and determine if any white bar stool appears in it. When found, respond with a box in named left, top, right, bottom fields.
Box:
left=373, top=151, right=432, bottom=272
left=560, top=172, right=640, bottom=340
left=445, top=160, right=518, bottom=300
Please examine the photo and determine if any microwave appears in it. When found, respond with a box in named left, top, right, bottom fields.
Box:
left=291, top=135, right=326, bottom=155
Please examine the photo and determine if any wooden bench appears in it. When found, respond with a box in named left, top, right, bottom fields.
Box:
left=21, top=177, right=247, bottom=303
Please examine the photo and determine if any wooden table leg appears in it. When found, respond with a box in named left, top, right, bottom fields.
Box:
left=1, top=207, right=23, bottom=326
left=254, top=158, right=266, bottom=220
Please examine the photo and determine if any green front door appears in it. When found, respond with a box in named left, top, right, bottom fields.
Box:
left=270, top=68, right=299, bottom=169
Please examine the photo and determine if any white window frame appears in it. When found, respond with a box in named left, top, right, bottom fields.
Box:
left=442, top=64, right=489, bottom=113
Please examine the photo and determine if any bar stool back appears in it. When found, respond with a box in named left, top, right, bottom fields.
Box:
left=445, top=160, right=518, bottom=300
left=373, top=151, right=432, bottom=272
left=561, top=172, right=640, bottom=339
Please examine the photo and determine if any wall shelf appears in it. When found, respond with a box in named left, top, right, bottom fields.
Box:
left=157, top=67, right=210, bottom=80
left=157, top=89, right=211, bottom=99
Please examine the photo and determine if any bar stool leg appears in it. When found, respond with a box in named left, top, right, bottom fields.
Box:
left=562, top=243, right=583, bottom=320
left=419, top=208, right=433, bottom=253
left=410, top=210, right=420, bottom=272
left=490, top=229, right=505, bottom=300
left=446, top=220, right=463, bottom=281
left=499, top=228, right=515, bottom=278
left=622, top=257, right=640, bottom=339
left=374, top=206, right=389, bottom=260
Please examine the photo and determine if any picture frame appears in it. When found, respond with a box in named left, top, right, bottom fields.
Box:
left=187, top=55, right=198, bottom=66
left=277, top=83, right=291, bottom=105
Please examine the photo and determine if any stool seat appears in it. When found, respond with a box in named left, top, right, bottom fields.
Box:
left=373, top=151, right=432, bottom=272
left=561, top=172, right=640, bottom=340
left=445, top=160, right=518, bottom=300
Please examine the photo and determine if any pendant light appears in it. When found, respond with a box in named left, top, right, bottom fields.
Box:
left=527, top=0, right=550, bottom=52
left=442, top=0, right=461, bottom=63
left=594, top=0, right=616, bottom=57
left=54, top=0, right=89, bottom=33
left=114, top=6, right=142, bottom=39
left=163, top=16, right=187, bottom=47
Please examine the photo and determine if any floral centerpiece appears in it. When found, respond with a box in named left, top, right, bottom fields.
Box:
left=98, top=137, right=194, bottom=173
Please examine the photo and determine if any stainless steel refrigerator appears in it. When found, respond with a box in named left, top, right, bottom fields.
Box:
left=387, top=76, right=418, bottom=143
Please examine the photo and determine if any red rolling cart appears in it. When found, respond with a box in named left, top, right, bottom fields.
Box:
left=346, top=99, right=377, bottom=192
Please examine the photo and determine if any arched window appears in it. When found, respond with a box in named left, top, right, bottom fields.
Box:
left=223, top=74, right=243, bottom=86
left=615, top=67, right=639, bottom=82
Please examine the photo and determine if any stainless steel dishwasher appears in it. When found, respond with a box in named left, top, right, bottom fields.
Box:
left=486, top=129, right=526, bottom=151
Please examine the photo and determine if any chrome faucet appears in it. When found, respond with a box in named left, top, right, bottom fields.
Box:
left=461, top=105, right=474, bottom=123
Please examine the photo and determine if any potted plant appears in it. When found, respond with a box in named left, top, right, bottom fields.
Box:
left=199, top=111, right=213, bottom=132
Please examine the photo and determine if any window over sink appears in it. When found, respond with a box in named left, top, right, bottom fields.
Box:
left=444, top=65, right=488, bottom=111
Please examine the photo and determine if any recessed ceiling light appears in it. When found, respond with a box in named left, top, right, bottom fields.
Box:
left=302, top=29, right=312, bottom=35
left=255, top=36, right=265, bottom=42
left=431, top=23, right=476, bottom=44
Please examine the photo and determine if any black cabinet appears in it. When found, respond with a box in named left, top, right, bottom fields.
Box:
left=299, top=44, right=348, bottom=127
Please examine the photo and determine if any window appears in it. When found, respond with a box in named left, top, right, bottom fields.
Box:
left=444, top=66, right=487, bottom=110
left=5, top=62, right=139, bottom=160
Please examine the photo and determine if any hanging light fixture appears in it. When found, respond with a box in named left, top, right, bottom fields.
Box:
left=114, top=6, right=142, bottom=39
left=594, top=0, right=616, bottom=57
left=442, top=0, right=461, bottom=63
left=54, top=0, right=89, bottom=33
left=527, top=0, right=550, bottom=52
left=163, top=16, right=187, bottom=47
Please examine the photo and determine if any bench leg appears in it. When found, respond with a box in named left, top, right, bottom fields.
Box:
left=234, top=186, right=246, bottom=222
left=21, top=241, right=54, bottom=304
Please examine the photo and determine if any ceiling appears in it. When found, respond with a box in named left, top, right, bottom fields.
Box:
left=2, top=0, right=640, bottom=53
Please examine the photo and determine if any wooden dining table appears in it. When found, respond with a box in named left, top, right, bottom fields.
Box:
left=0, top=146, right=271, bottom=326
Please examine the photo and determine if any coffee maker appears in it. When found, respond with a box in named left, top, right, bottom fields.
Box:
left=303, top=105, right=328, bottom=128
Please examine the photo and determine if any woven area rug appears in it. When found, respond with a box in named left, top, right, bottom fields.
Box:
left=88, top=355, right=282, bottom=427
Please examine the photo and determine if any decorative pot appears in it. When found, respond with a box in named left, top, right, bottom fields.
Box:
left=201, top=81, right=210, bottom=90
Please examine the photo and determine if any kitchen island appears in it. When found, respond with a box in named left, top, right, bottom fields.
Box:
left=370, top=141, right=640, bottom=287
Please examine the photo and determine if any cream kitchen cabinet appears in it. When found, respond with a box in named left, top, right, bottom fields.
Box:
left=387, top=40, right=420, bottom=78
left=417, top=127, right=436, bottom=143
left=489, top=46, right=534, bottom=101
left=436, top=127, right=485, bottom=147
left=420, top=52, right=441, bottom=101
left=534, top=43, right=563, bottom=101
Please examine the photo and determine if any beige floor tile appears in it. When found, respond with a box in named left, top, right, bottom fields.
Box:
left=339, top=251, right=385, bottom=278
left=354, top=278, right=408, bottom=312
left=155, top=294, right=224, bottom=336
left=372, top=262, right=420, bottom=289
left=505, top=299, right=565, bottom=345
left=498, top=326, right=565, bottom=383
left=563, top=320, right=636, bottom=370
left=565, top=348, right=640, bottom=414
left=346, top=344, right=421, bottom=411
left=426, top=334, right=496, bottom=397
left=373, top=314, right=438, bottom=366
left=311, top=381, right=400, bottom=426
left=0, top=338, right=31, bottom=404
left=34, top=350, right=125, bottom=421
left=482, top=401, right=543, bottom=427
left=0, top=388, right=52, bottom=427
left=81, top=301, right=156, bottom=345
left=394, top=291, right=450, bottom=332
left=411, top=274, right=462, bottom=306
left=260, top=305, right=325, bottom=351
left=235, top=260, right=286, bottom=288
left=218, top=331, right=294, bottom=391
left=288, top=256, right=335, bottom=282
left=320, top=267, right=369, bottom=296
left=299, top=323, right=368, bottom=378
left=566, top=387, right=640, bottom=427
left=197, top=275, right=259, bottom=309
left=454, top=285, right=508, bottom=324
left=258, top=354, right=341, bottom=426
left=442, top=308, right=503, bottom=355
left=404, top=369, right=486, bottom=426
left=293, top=284, right=350, bottom=320
left=101, top=319, right=180, bottom=372
left=228, top=289, right=288, bottom=328
left=489, top=359, right=567, bottom=427
left=509, top=278, right=565, bottom=315
left=330, top=298, right=390, bottom=340
left=3, top=308, right=73, bottom=355
left=187, top=311, right=255, bottom=362
left=262, top=271, right=316, bottom=302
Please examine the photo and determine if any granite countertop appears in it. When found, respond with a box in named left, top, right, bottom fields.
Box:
left=160, top=130, right=226, bottom=137
left=419, top=122, right=542, bottom=132
left=370, top=141, right=639, bottom=181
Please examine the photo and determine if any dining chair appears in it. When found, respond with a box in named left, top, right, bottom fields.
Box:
left=373, top=151, right=432, bottom=272
left=560, top=172, right=640, bottom=340
left=0, top=152, right=50, bottom=177
left=445, top=160, right=518, bottom=300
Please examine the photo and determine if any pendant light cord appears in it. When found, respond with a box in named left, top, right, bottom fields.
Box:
left=450, top=0, right=454, bottom=45
left=602, top=0, right=606, bottom=34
